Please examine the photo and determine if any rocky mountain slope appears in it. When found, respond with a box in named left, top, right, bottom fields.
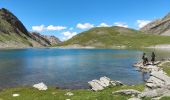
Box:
left=31, top=32, right=61, bottom=46
left=59, top=26, right=170, bottom=48
left=0, top=8, right=60, bottom=48
left=141, top=12, right=170, bottom=35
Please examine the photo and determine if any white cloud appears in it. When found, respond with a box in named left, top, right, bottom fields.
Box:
left=46, top=25, right=67, bottom=31
left=137, top=20, right=151, bottom=28
left=61, top=31, right=77, bottom=40
left=32, top=25, right=67, bottom=32
left=114, top=22, right=128, bottom=28
left=76, top=23, right=94, bottom=29
left=32, top=25, right=45, bottom=32
left=98, top=23, right=110, bottom=27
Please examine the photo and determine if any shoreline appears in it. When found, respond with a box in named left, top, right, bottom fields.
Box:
left=2, top=44, right=170, bottom=50
left=0, top=61, right=170, bottom=99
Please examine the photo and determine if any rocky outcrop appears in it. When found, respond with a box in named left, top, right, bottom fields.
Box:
left=141, top=12, right=170, bottom=36
left=88, top=76, right=123, bottom=91
left=138, top=86, right=170, bottom=98
left=30, top=32, right=51, bottom=46
left=42, top=35, right=61, bottom=45
left=133, top=61, right=170, bottom=99
left=0, top=8, right=30, bottom=37
left=30, top=32, right=61, bottom=46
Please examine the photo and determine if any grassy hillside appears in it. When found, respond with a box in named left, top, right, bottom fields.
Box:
left=59, top=26, right=170, bottom=48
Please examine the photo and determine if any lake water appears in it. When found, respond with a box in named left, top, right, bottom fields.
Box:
left=0, top=48, right=169, bottom=89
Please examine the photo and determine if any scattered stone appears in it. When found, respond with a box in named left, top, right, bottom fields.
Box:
left=33, top=82, right=48, bottom=90
left=112, top=89, right=141, bottom=96
left=128, top=97, right=141, bottom=100
left=12, top=94, right=20, bottom=97
left=110, top=80, right=123, bottom=86
left=65, top=92, right=74, bottom=96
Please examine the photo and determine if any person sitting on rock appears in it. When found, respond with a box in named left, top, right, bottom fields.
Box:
left=151, top=52, right=156, bottom=65
left=142, top=53, right=148, bottom=66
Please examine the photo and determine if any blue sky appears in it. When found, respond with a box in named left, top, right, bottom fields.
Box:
left=0, top=0, right=170, bottom=40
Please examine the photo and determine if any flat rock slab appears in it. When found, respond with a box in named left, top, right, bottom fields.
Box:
left=128, top=97, right=141, bottom=100
left=146, top=76, right=165, bottom=89
left=112, top=89, right=141, bottom=96
left=138, top=88, right=170, bottom=98
left=151, top=71, right=170, bottom=84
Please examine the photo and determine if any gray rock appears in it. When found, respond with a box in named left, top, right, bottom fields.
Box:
left=128, top=97, right=141, bottom=100
left=138, top=88, right=170, bottom=98
left=151, top=71, right=170, bottom=85
left=99, top=76, right=111, bottom=87
left=88, top=76, right=123, bottom=91
left=146, top=76, right=165, bottom=89
left=112, top=89, right=141, bottom=96
left=110, top=80, right=123, bottom=86
left=88, top=79, right=104, bottom=91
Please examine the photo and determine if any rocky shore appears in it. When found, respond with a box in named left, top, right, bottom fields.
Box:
left=87, top=60, right=170, bottom=100
left=132, top=60, right=170, bottom=99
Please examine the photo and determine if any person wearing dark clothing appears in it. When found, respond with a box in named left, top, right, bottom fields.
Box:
left=151, top=52, right=155, bottom=65
left=142, top=53, right=148, bottom=66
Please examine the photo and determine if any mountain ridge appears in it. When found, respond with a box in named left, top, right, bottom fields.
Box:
left=59, top=26, right=170, bottom=48
left=0, top=8, right=60, bottom=48
left=141, top=12, right=170, bottom=36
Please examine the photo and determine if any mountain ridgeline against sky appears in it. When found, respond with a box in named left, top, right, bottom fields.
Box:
left=0, top=8, right=60, bottom=48
left=1, top=8, right=170, bottom=48
left=141, top=12, right=170, bottom=36
left=60, top=26, right=170, bottom=48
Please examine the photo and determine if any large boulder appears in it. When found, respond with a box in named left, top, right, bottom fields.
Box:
left=88, top=76, right=123, bottom=91
left=88, top=80, right=104, bottom=91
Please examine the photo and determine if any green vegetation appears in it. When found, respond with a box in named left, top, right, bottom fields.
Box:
left=0, top=84, right=148, bottom=100
left=158, top=62, right=170, bottom=76
left=58, top=26, right=170, bottom=48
